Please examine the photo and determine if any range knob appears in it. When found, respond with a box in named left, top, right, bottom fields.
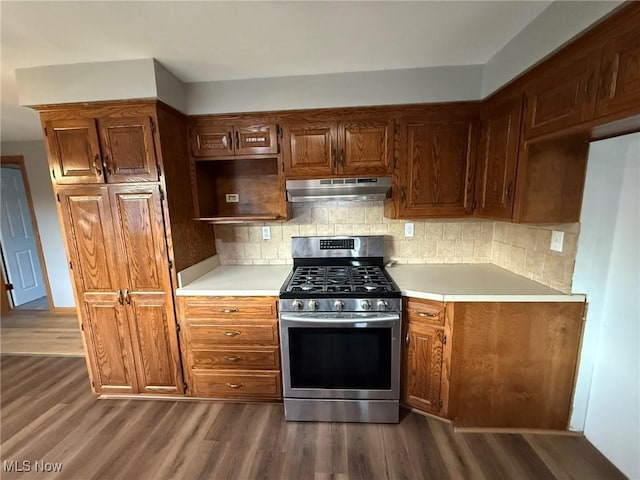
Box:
left=334, top=300, right=345, bottom=311
left=360, top=300, right=371, bottom=311
left=308, top=300, right=319, bottom=311
left=376, top=300, right=388, bottom=311
left=292, top=300, right=304, bottom=311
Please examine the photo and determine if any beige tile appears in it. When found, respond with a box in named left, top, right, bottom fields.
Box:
left=424, top=222, right=444, bottom=239
left=252, top=259, right=270, bottom=265
left=282, top=225, right=300, bottom=240
left=213, top=225, right=233, bottom=242
left=369, top=224, right=389, bottom=235
left=536, top=228, right=553, bottom=253
left=473, top=240, right=492, bottom=258
left=299, top=224, right=317, bottom=236
left=564, top=260, right=576, bottom=285
left=268, top=225, right=283, bottom=242
left=480, top=221, right=495, bottom=241
left=366, top=204, right=384, bottom=224
left=277, top=242, right=292, bottom=259
left=399, top=241, right=419, bottom=258
left=335, top=224, right=353, bottom=235
left=462, top=223, right=483, bottom=240
left=411, top=222, right=425, bottom=238
left=311, top=207, right=329, bottom=224
left=260, top=243, right=279, bottom=259
left=244, top=242, right=262, bottom=259
left=352, top=224, right=371, bottom=235
left=437, top=240, right=456, bottom=257
left=407, top=257, right=427, bottom=264
left=385, top=239, right=398, bottom=257
left=550, top=281, right=572, bottom=294
left=512, top=225, right=537, bottom=250
left=562, top=233, right=578, bottom=259
left=509, top=245, right=526, bottom=274
left=388, top=223, right=406, bottom=238
left=419, top=240, right=438, bottom=258
left=347, top=206, right=366, bottom=224
left=443, top=223, right=462, bottom=240
left=493, top=222, right=507, bottom=242
left=425, top=257, right=444, bottom=264
left=269, top=259, right=286, bottom=265
left=455, top=240, right=475, bottom=257
left=443, top=257, right=459, bottom=264
left=248, top=226, right=263, bottom=242
left=235, top=259, right=254, bottom=265
left=328, top=206, right=349, bottom=224
left=290, top=206, right=312, bottom=224
left=542, top=253, right=565, bottom=284
left=524, top=250, right=545, bottom=277
left=316, top=224, right=335, bottom=236
left=492, top=241, right=510, bottom=266
left=475, top=257, right=491, bottom=264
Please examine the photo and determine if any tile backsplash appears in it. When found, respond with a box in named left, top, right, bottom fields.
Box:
left=213, top=202, right=579, bottom=294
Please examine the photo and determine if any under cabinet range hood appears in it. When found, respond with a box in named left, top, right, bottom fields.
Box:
left=286, top=177, right=392, bottom=202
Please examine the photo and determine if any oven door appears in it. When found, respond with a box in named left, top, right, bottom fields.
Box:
left=279, top=312, right=401, bottom=400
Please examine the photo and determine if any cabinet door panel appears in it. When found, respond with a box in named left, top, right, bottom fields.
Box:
left=127, top=294, right=183, bottom=394
left=190, top=122, right=234, bottom=158
left=98, top=116, right=158, bottom=182
left=476, top=96, right=522, bottom=220
left=110, top=186, right=166, bottom=291
left=45, top=119, right=103, bottom=184
left=234, top=123, right=279, bottom=156
left=283, top=122, right=336, bottom=177
left=400, top=119, right=475, bottom=217
left=340, top=119, right=393, bottom=175
left=524, top=52, right=600, bottom=138
left=82, top=296, right=138, bottom=394
left=402, top=322, right=443, bottom=414
left=58, top=187, right=120, bottom=293
left=595, top=21, right=640, bottom=118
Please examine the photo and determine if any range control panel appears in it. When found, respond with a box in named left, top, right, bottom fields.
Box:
left=319, top=238, right=355, bottom=250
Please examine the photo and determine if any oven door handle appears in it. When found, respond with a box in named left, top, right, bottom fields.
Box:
left=280, top=313, right=400, bottom=324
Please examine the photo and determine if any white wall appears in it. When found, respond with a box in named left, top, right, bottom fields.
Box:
left=187, top=65, right=483, bottom=115
left=571, top=134, right=640, bottom=478
left=481, top=1, right=623, bottom=97
left=0, top=141, right=75, bottom=308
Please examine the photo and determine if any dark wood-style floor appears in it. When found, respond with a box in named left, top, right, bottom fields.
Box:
left=0, top=356, right=625, bottom=480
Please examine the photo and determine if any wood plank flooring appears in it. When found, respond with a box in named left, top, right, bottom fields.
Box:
left=0, top=355, right=626, bottom=480
left=1, top=310, right=83, bottom=356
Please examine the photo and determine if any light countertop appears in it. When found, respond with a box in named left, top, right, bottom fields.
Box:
left=176, top=263, right=585, bottom=302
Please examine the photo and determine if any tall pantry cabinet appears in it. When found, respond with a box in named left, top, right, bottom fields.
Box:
left=38, top=101, right=216, bottom=395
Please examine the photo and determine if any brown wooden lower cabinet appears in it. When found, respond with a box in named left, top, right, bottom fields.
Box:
left=178, top=296, right=282, bottom=401
left=402, top=298, right=585, bottom=430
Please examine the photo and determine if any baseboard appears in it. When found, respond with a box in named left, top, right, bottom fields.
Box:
left=452, top=425, right=583, bottom=436
left=53, top=307, right=77, bottom=315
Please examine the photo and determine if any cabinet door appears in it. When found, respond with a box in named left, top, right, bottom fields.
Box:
left=98, top=116, right=158, bottom=183
left=475, top=96, right=523, bottom=220
left=190, top=121, right=234, bottom=158
left=399, top=118, right=475, bottom=217
left=523, top=51, right=600, bottom=138
left=57, top=186, right=138, bottom=393
left=45, top=119, right=103, bottom=184
left=339, top=118, right=393, bottom=175
left=234, top=123, right=279, bottom=156
left=282, top=121, right=336, bottom=177
left=594, top=21, right=640, bottom=119
left=109, top=185, right=184, bottom=394
left=402, top=322, right=444, bottom=414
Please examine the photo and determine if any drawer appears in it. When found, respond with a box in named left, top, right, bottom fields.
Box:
left=192, top=370, right=282, bottom=399
left=188, top=323, right=279, bottom=346
left=181, top=296, right=277, bottom=319
left=191, top=347, right=280, bottom=370
left=405, top=298, right=445, bottom=326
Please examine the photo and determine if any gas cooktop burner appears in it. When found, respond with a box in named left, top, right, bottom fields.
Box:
left=283, top=265, right=399, bottom=297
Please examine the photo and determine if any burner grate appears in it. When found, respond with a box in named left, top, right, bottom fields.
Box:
left=285, top=265, right=395, bottom=294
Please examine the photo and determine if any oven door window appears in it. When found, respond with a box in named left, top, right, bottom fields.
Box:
left=288, top=327, right=391, bottom=390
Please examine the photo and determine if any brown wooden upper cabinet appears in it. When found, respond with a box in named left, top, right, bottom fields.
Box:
left=475, top=94, right=523, bottom=220
left=282, top=116, right=393, bottom=177
left=392, top=108, right=477, bottom=218
left=190, top=119, right=279, bottom=158
left=44, top=115, right=158, bottom=184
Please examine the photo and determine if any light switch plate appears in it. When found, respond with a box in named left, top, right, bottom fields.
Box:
left=225, top=193, right=239, bottom=203
left=262, top=226, right=271, bottom=240
left=550, top=230, right=564, bottom=252
left=405, top=223, right=414, bottom=238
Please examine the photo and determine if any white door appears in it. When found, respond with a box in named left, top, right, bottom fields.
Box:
left=0, top=166, right=46, bottom=306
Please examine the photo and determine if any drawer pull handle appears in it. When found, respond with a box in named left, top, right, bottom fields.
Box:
left=224, top=355, right=241, bottom=362
left=223, top=331, right=241, bottom=337
left=221, top=308, right=239, bottom=313
left=416, top=311, right=438, bottom=318
left=226, top=382, right=244, bottom=389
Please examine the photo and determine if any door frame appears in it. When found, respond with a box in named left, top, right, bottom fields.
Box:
left=0, top=155, right=54, bottom=312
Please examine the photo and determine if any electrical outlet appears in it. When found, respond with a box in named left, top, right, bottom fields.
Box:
left=262, top=226, right=271, bottom=240
left=550, top=230, right=564, bottom=252
left=225, top=193, right=239, bottom=203
left=405, top=223, right=414, bottom=237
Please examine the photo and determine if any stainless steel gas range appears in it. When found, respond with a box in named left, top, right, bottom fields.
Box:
left=279, top=235, right=401, bottom=423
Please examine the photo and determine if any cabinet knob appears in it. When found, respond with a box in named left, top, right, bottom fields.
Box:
left=223, top=331, right=241, bottom=337
left=224, top=355, right=241, bottom=362
left=226, top=382, right=244, bottom=389
left=416, top=311, right=438, bottom=318
left=123, top=288, right=131, bottom=305
left=116, top=289, right=123, bottom=306
left=221, top=308, right=239, bottom=313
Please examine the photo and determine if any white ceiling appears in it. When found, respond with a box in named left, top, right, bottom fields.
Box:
left=1, top=1, right=553, bottom=142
